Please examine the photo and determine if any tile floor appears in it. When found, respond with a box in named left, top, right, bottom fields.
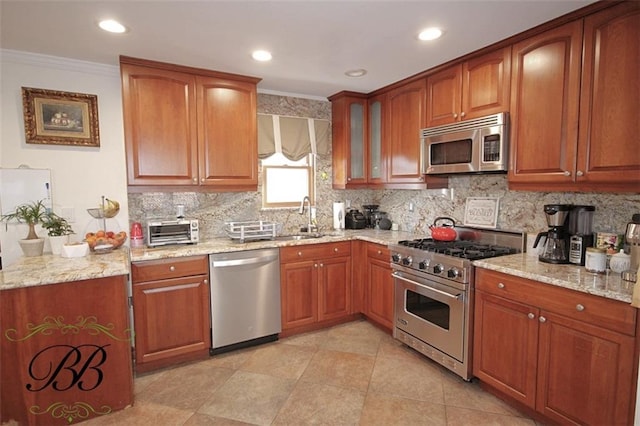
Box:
left=85, top=320, right=540, bottom=425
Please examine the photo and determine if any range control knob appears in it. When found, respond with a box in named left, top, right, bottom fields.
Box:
left=433, top=264, right=444, bottom=274
left=402, top=256, right=413, bottom=266
left=391, top=253, right=401, bottom=263
left=447, top=267, right=460, bottom=278
left=418, top=259, right=430, bottom=270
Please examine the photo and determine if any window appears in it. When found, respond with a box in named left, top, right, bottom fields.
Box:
left=262, top=153, right=314, bottom=209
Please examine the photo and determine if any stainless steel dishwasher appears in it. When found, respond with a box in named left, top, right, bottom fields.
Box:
left=209, top=248, right=281, bottom=354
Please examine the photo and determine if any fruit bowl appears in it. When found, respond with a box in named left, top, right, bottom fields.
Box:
left=85, top=230, right=128, bottom=253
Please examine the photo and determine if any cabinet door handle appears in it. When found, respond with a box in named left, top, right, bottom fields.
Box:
left=497, top=282, right=505, bottom=289
left=320, top=263, right=324, bottom=267
left=453, top=113, right=458, bottom=119
left=314, top=263, right=318, bottom=268
left=201, top=178, right=205, bottom=183
left=460, top=111, right=466, bottom=118
left=576, top=170, right=584, bottom=177
left=192, top=177, right=197, bottom=183
left=539, top=316, right=547, bottom=323
left=576, top=304, right=585, bottom=312
left=563, top=170, right=571, bottom=176
left=528, top=313, right=535, bottom=320
left=169, top=266, right=175, bottom=272
left=204, top=279, right=208, bottom=284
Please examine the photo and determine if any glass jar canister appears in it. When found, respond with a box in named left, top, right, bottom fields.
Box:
left=585, top=247, right=607, bottom=274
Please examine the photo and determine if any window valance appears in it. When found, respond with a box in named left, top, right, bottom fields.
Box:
left=258, top=114, right=330, bottom=161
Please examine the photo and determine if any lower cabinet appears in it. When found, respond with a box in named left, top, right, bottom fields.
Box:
left=364, top=243, right=394, bottom=330
left=280, top=242, right=352, bottom=335
left=474, top=268, right=638, bottom=425
left=131, top=255, right=211, bottom=373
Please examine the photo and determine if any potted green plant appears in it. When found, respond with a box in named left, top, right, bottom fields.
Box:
left=41, top=212, right=74, bottom=255
left=0, top=199, right=49, bottom=256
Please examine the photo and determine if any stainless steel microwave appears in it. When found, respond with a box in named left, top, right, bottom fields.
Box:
left=421, top=112, right=508, bottom=175
left=147, top=219, right=199, bottom=247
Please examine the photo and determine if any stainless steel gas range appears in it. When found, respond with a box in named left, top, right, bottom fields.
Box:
left=390, top=227, right=524, bottom=381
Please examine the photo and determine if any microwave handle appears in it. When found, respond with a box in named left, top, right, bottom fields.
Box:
left=419, top=138, right=426, bottom=174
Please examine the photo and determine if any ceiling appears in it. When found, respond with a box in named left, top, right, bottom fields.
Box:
left=1, top=0, right=594, bottom=99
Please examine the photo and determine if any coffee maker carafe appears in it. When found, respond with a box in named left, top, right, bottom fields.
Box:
left=568, top=205, right=595, bottom=266
left=534, top=204, right=572, bottom=264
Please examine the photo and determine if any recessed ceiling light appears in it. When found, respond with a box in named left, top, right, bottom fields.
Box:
left=252, top=50, right=272, bottom=62
left=418, top=27, right=443, bottom=41
left=345, top=69, right=367, bottom=78
left=98, top=19, right=127, bottom=34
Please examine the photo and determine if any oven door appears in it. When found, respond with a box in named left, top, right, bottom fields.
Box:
left=393, top=270, right=466, bottom=361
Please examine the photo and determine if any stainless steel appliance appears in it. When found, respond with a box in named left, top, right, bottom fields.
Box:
left=390, top=227, right=523, bottom=381
left=147, top=218, right=199, bottom=247
left=622, top=213, right=640, bottom=283
left=569, top=205, right=595, bottom=266
left=534, top=204, right=572, bottom=264
left=209, top=248, right=281, bottom=354
left=421, top=112, right=508, bottom=175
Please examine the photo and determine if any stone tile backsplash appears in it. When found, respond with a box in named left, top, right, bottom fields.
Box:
left=128, top=94, right=640, bottom=241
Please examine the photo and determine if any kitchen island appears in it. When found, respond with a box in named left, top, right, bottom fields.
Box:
left=0, top=250, right=133, bottom=425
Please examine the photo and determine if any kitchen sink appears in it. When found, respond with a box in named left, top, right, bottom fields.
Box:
left=276, top=233, right=325, bottom=241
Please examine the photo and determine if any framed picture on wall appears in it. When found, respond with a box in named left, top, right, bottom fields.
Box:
left=21, top=87, right=100, bottom=147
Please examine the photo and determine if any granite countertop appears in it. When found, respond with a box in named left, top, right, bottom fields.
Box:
left=473, top=253, right=636, bottom=304
left=0, top=248, right=130, bottom=290
left=0, top=229, right=413, bottom=291
left=128, top=228, right=412, bottom=262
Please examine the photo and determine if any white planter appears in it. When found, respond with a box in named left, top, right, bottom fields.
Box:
left=49, top=235, right=69, bottom=255
left=19, top=238, right=44, bottom=257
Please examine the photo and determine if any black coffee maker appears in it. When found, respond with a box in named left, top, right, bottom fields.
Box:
left=534, top=204, right=573, bottom=264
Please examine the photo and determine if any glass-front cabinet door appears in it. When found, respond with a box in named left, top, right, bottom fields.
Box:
left=368, top=95, right=385, bottom=184
left=349, top=102, right=365, bottom=180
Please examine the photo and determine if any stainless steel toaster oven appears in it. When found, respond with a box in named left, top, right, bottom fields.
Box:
left=147, top=219, right=199, bottom=247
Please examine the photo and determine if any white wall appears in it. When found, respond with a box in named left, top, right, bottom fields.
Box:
left=0, top=50, right=129, bottom=266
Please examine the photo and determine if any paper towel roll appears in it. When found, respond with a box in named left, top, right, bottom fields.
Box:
left=333, top=202, right=345, bottom=230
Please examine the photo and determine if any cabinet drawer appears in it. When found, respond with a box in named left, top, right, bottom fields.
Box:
left=367, top=243, right=390, bottom=261
left=280, top=241, right=351, bottom=262
left=476, top=269, right=637, bottom=336
left=131, top=255, right=208, bottom=283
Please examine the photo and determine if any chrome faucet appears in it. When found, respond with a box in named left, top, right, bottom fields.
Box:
left=299, top=196, right=317, bottom=233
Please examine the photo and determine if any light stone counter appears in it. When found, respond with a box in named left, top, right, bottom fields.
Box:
left=129, top=229, right=415, bottom=262
left=0, top=248, right=130, bottom=290
left=473, top=253, right=635, bottom=304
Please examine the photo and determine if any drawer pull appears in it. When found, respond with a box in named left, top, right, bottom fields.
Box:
left=169, top=266, right=175, bottom=272
left=497, top=282, right=505, bottom=289
left=576, top=304, right=585, bottom=312
left=298, top=251, right=303, bottom=257
left=377, top=250, right=382, bottom=255
left=528, top=313, right=535, bottom=320
left=539, top=316, right=547, bottom=323
left=334, top=247, right=339, bottom=252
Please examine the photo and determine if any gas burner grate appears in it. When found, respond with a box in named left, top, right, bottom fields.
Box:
left=397, top=239, right=517, bottom=260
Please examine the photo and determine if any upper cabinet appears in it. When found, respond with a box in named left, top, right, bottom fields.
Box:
left=330, top=84, right=447, bottom=190
left=426, top=47, right=511, bottom=128
left=509, top=2, right=640, bottom=192
left=120, top=56, right=261, bottom=192
left=329, top=92, right=368, bottom=189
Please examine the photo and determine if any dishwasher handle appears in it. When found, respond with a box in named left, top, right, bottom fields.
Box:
left=211, top=254, right=279, bottom=268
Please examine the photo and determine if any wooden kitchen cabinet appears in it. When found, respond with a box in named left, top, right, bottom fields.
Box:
left=474, top=268, right=638, bottom=426
left=509, top=2, right=640, bottom=192
left=131, top=255, right=211, bottom=373
left=329, top=92, right=369, bottom=189
left=426, top=47, right=511, bottom=127
left=280, top=242, right=353, bottom=336
left=364, top=243, right=394, bottom=331
left=120, top=56, right=260, bottom=192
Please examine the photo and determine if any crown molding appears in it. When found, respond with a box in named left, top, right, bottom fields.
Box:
left=1, top=49, right=119, bottom=77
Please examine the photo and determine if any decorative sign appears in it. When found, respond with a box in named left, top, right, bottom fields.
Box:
left=464, top=197, right=499, bottom=229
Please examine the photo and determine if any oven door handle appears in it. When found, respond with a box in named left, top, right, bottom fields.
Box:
left=392, top=272, right=462, bottom=300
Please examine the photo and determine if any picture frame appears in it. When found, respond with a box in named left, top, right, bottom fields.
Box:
left=463, top=197, right=500, bottom=229
left=21, top=87, right=100, bottom=147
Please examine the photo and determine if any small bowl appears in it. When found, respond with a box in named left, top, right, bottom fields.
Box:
left=85, top=231, right=128, bottom=252
left=61, top=242, right=89, bottom=258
